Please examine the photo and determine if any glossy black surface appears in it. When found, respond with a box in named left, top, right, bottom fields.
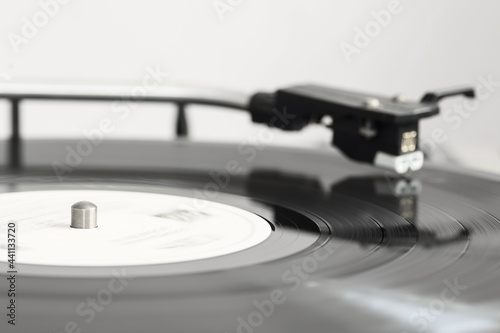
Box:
left=1, top=140, right=500, bottom=333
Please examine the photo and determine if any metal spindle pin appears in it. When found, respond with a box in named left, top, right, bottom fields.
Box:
left=71, top=201, right=97, bottom=229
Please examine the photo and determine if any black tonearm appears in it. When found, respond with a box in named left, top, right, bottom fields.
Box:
left=248, top=85, right=475, bottom=173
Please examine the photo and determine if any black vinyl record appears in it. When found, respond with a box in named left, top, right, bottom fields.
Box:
left=1, top=139, right=500, bottom=333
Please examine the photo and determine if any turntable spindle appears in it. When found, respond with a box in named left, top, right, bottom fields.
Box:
left=71, top=201, right=97, bottom=229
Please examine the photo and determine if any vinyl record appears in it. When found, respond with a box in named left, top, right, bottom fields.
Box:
left=1, top=140, right=500, bottom=333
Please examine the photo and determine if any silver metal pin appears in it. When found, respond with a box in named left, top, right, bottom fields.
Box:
left=71, top=201, right=97, bottom=229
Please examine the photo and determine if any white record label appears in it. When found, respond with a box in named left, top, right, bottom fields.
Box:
left=0, top=190, right=272, bottom=267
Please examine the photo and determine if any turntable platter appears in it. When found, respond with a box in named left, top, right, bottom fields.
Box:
left=1, top=140, right=500, bottom=333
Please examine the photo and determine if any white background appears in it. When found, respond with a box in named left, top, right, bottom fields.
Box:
left=0, top=0, right=499, bottom=174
